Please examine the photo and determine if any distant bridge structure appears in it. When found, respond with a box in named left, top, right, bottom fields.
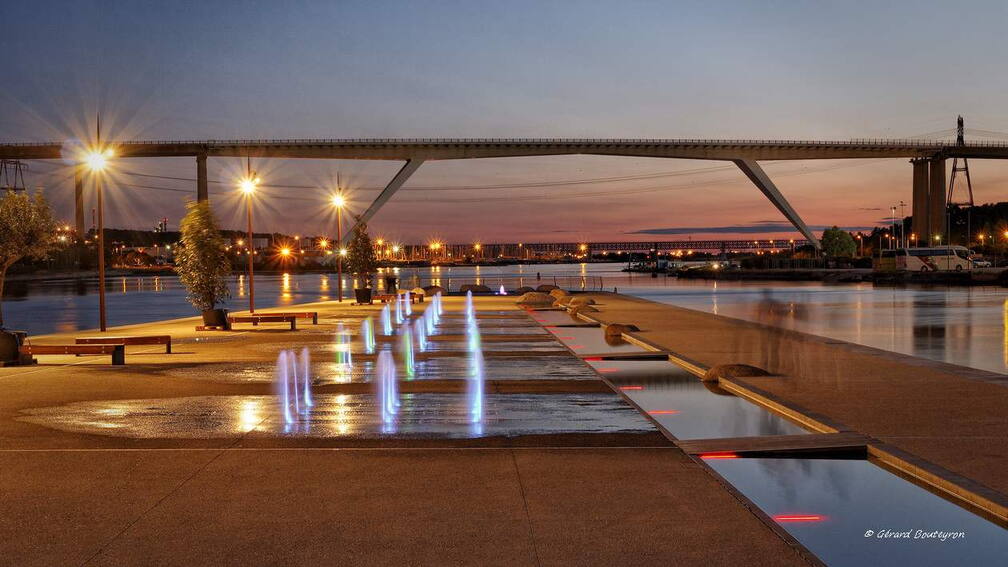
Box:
left=4, top=136, right=1008, bottom=248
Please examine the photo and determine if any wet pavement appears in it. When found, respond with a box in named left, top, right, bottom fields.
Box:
left=18, top=393, right=655, bottom=439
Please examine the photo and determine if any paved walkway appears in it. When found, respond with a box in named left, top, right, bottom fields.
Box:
left=0, top=296, right=809, bottom=566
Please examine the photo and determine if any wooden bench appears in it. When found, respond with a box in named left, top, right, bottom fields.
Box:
left=255, top=312, right=318, bottom=324
left=20, top=344, right=126, bottom=365
left=228, top=315, right=298, bottom=330
left=76, top=335, right=172, bottom=353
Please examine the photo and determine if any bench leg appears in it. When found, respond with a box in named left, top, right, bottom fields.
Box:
left=290, top=320, right=297, bottom=331
left=312, top=315, right=318, bottom=324
left=112, top=347, right=125, bottom=366
left=166, top=341, right=172, bottom=354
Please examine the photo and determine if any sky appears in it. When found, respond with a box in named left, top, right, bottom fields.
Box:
left=3, top=0, right=1008, bottom=243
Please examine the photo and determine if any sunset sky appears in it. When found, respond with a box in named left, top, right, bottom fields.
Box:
left=3, top=1, right=1008, bottom=243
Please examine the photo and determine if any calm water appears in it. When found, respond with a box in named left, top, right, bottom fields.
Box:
left=8, top=262, right=1008, bottom=375
left=707, top=457, right=1008, bottom=566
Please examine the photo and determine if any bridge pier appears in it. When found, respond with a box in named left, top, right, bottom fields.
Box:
left=343, top=159, right=424, bottom=244
left=196, top=153, right=208, bottom=203
left=733, top=160, right=821, bottom=249
left=911, top=158, right=930, bottom=243
left=928, top=158, right=946, bottom=244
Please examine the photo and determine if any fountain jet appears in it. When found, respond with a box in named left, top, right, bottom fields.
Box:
left=400, top=324, right=415, bottom=378
left=381, top=303, right=393, bottom=335
left=361, top=317, right=376, bottom=354
left=413, top=317, right=427, bottom=352
left=376, top=350, right=398, bottom=433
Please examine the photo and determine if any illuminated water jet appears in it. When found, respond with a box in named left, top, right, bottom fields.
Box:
left=381, top=303, right=393, bottom=335
left=404, top=290, right=412, bottom=316
left=334, top=323, right=352, bottom=366
left=376, top=350, right=398, bottom=433
left=395, top=293, right=404, bottom=324
left=361, top=317, right=376, bottom=354
left=413, top=317, right=427, bottom=352
left=400, top=325, right=415, bottom=378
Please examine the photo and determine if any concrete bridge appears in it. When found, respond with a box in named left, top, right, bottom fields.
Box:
left=4, top=137, right=1008, bottom=247
left=408, top=239, right=812, bottom=259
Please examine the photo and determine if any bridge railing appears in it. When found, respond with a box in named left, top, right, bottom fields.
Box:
left=4, top=138, right=1008, bottom=148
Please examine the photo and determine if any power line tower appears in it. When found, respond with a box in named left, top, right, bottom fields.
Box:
left=947, top=115, right=974, bottom=206
left=946, top=115, right=975, bottom=245
left=0, top=159, right=29, bottom=192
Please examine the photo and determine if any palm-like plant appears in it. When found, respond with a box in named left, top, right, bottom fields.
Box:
left=345, top=221, right=378, bottom=287
left=175, top=201, right=231, bottom=312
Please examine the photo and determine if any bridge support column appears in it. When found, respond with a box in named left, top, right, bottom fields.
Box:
left=74, top=165, right=85, bottom=236
left=928, top=158, right=946, bottom=245
left=911, top=158, right=930, bottom=243
left=196, top=153, right=208, bottom=203
left=342, top=159, right=424, bottom=244
left=733, top=160, right=821, bottom=249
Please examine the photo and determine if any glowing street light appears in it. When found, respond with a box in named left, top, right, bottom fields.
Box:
left=331, top=190, right=346, bottom=302
left=82, top=134, right=115, bottom=332
left=280, top=247, right=292, bottom=257
left=239, top=158, right=260, bottom=313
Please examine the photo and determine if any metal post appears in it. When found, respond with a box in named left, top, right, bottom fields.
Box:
left=246, top=197, right=255, bottom=313
left=97, top=176, right=107, bottom=332
left=337, top=206, right=343, bottom=302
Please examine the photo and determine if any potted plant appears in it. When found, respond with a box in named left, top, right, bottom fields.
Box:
left=0, top=190, right=57, bottom=364
left=345, top=220, right=378, bottom=304
left=175, top=201, right=232, bottom=328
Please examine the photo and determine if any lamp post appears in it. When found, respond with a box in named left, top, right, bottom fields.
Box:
left=84, top=142, right=113, bottom=332
left=239, top=164, right=260, bottom=313
left=331, top=193, right=345, bottom=302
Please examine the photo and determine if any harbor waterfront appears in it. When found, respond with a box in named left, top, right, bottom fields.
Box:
left=2, top=291, right=1005, bottom=566
left=8, top=262, right=1008, bottom=375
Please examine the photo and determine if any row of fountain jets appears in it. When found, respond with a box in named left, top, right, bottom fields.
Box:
left=276, top=291, right=486, bottom=432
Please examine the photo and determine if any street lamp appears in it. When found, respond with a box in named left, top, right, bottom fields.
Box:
left=331, top=193, right=346, bottom=302
left=239, top=165, right=260, bottom=313
left=83, top=146, right=114, bottom=332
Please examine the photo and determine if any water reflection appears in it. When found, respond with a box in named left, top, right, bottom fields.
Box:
left=593, top=360, right=808, bottom=439
left=8, top=265, right=1008, bottom=376
left=707, top=457, right=1008, bottom=566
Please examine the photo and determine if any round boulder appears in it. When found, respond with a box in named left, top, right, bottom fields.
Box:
left=604, top=323, right=639, bottom=341
left=423, top=285, right=444, bottom=295
left=548, top=288, right=569, bottom=299
left=516, top=292, right=554, bottom=307
left=536, top=284, right=559, bottom=292
left=568, top=297, right=596, bottom=308
left=569, top=304, right=599, bottom=318
left=515, top=286, right=534, bottom=295
left=701, top=363, right=770, bottom=383
left=459, top=284, right=491, bottom=294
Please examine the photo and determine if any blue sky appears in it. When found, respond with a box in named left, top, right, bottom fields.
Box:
left=3, top=1, right=1008, bottom=242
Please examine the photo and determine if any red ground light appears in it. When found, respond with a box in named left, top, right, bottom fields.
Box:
left=699, top=452, right=739, bottom=459
left=773, top=514, right=826, bottom=523
left=618, top=385, right=644, bottom=391
left=647, top=410, right=680, bottom=415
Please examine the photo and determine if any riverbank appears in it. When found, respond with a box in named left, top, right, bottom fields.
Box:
left=676, top=267, right=1008, bottom=285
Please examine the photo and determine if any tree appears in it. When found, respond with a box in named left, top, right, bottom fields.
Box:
left=174, top=201, right=231, bottom=312
left=0, top=190, right=57, bottom=328
left=344, top=220, right=378, bottom=287
left=821, top=226, right=856, bottom=258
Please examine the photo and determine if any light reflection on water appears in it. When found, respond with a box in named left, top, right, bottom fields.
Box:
left=8, top=263, right=1008, bottom=375
left=707, top=457, right=1008, bottom=566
